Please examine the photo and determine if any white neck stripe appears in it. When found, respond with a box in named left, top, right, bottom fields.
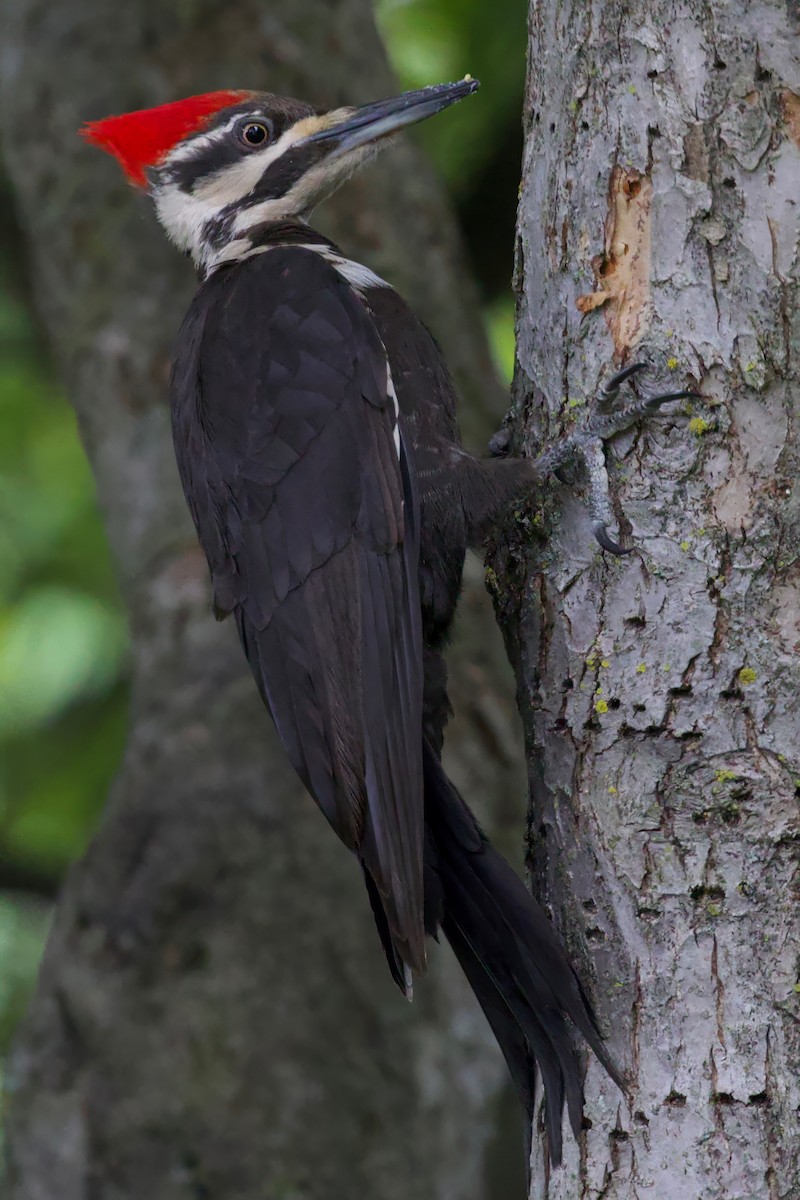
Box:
left=205, top=240, right=389, bottom=293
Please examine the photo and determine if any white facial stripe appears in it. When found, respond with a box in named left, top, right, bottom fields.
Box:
left=153, top=185, right=217, bottom=262
left=229, top=144, right=372, bottom=236
left=165, top=113, right=245, bottom=163
left=154, top=114, right=331, bottom=262
left=172, top=121, right=300, bottom=212
left=193, top=141, right=286, bottom=207
left=153, top=112, right=359, bottom=265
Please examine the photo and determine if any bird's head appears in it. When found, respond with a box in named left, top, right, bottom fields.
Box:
left=82, top=80, right=479, bottom=271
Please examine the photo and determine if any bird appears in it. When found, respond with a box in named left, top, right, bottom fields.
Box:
left=83, top=79, right=692, bottom=1166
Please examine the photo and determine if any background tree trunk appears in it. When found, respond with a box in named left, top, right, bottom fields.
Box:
left=0, top=3, right=527, bottom=1198
left=497, top=0, right=799, bottom=1194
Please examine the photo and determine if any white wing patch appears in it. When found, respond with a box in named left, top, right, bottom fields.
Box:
left=155, top=118, right=326, bottom=264
left=385, top=356, right=401, bottom=461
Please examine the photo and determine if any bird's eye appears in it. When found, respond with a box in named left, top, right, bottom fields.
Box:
left=240, top=120, right=272, bottom=147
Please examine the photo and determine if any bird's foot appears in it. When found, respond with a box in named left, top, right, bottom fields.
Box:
left=530, top=363, right=697, bottom=555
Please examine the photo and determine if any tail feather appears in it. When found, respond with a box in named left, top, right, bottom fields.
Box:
left=467, top=842, right=621, bottom=1086
left=443, top=915, right=536, bottom=1173
left=421, top=740, right=622, bottom=1165
left=362, top=863, right=409, bottom=995
left=433, top=829, right=573, bottom=1159
left=441, top=915, right=535, bottom=1118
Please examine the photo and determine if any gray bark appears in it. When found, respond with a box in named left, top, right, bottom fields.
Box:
left=0, top=3, right=527, bottom=1199
left=501, top=0, right=799, bottom=1195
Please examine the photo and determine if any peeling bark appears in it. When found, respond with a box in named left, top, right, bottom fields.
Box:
left=0, top=3, right=527, bottom=1198
left=497, top=1, right=800, bottom=1195
left=576, top=166, right=652, bottom=359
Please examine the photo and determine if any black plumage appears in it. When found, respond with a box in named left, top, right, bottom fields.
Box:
left=171, top=234, right=622, bottom=1162
left=173, top=247, right=427, bottom=972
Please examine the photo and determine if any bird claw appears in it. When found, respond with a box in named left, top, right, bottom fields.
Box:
left=644, top=389, right=698, bottom=411
left=600, top=361, right=647, bottom=400
left=533, top=363, right=696, bottom=556
left=592, top=521, right=633, bottom=556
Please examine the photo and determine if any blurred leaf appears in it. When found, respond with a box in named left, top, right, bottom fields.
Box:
left=485, top=297, right=516, bottom=383
left=0, top=894, right=50, bottom=1063
left=377, top=1, right=462, bottom=82
left=377, top=0, right=527, bottom=189
left=0, top=290, right=30, bottom=343
left=0, top=587, right=127, bottom=735
left=0, top=232, right=129, bottom=903
left=0, top=363, right=117, bottom=603
left=0, top=685, right=127, bottom=874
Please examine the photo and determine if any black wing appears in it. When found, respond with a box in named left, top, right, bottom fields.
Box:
left=170, top=247, right=426, bottom=972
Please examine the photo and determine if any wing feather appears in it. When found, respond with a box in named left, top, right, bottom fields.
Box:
left=171, top=247, right=425, bottom=969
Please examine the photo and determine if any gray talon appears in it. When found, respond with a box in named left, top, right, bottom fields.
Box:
left=592, top=522, right=633, bottom=556
left=532, top=363, right=694, bottom=555
left=601, top=362, right=647, bottom=398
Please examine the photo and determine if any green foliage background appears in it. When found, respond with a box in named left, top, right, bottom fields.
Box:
left=0, top=0, right=526, bottom=1085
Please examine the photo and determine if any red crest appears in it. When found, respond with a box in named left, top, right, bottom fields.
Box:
left=81, top=91, right=252, bottom=186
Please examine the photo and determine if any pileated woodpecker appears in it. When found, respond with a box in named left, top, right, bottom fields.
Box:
left=84, top=80, right=690, bottom=1165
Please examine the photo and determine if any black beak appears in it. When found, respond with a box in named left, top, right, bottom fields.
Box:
left=303, top=79, right=480, bottom=157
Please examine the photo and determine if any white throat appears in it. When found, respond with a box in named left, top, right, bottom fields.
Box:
left=153, top=120, right=309, bottom=267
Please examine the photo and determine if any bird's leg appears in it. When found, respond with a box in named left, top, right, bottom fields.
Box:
left=460, top=364, right=696, bottom=552
left=515, top=363, right=695, bottom=554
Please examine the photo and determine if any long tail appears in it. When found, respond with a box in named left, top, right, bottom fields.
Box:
left=421, top=741, right=623, bottom=1166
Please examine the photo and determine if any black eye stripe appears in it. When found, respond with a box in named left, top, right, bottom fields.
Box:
left=155, top=98, right=316, bottom=193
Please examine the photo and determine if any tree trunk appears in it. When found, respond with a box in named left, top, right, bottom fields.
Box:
left=498, top=0, right=799, bottom=1194
left=0, top=4, right=527, bottom=1198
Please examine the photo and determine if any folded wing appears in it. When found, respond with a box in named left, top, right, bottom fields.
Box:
left=170, top=247, right=426, bottom=972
